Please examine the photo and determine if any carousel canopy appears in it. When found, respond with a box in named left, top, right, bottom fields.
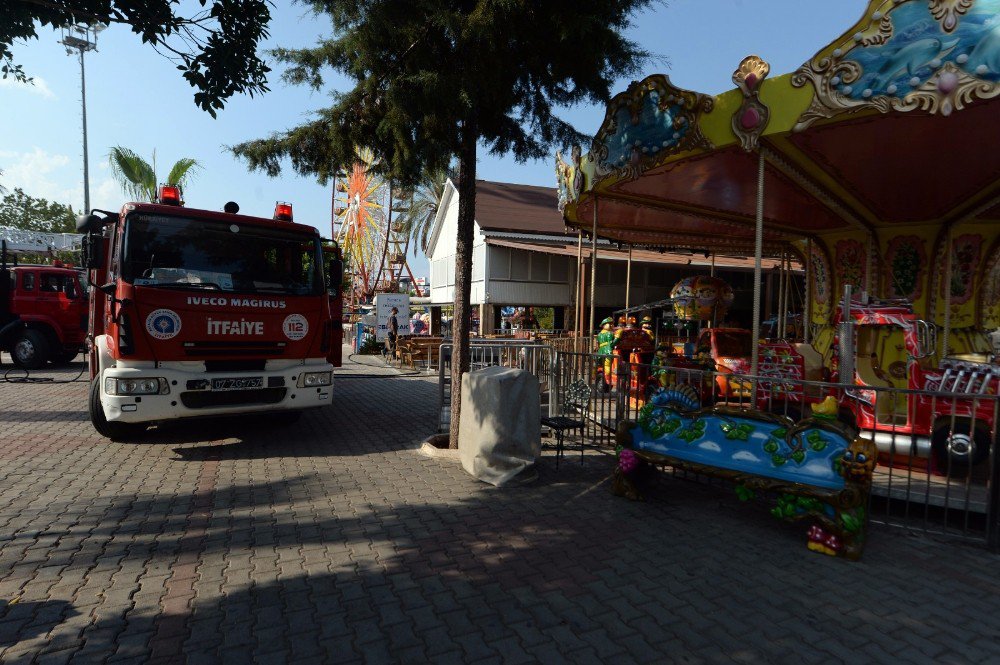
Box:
left=558, top=0, right=1000, bottom=255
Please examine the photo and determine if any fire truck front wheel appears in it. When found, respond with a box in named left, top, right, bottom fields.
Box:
left=89, top=380, right=146, bottom=441
left=932, top=420, right=989, bottom=473
left=11, top=329, right=49, bottom=370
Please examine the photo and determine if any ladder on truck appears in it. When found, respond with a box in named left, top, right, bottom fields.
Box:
left=0, top=226, right=82, bottom=264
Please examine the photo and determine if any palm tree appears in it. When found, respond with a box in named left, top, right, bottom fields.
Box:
left=107, top=146, right=201, bottom=202
left=397, top=168, right=449, bottom=255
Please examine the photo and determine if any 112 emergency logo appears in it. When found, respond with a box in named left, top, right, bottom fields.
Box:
left=283, top=314, right=308, bottom=341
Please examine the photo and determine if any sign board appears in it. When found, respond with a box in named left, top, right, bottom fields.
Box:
left=374, top=293, right=410, bottom=341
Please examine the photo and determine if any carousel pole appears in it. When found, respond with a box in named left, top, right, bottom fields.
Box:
left=750, top=151, right=765, bottom=395
left=865, top=232, right=874, bottom=297
left=574, top=229, right=583, bottom=338
left=731, top=54, right=771, bottom=397
left=804, top=239, right=812, bottom=344
left=589, top=199, right=598, bottom=340
left=776, top=250, right=786, bottom=339
left=942, top=229, right=954, bottom=359
left=625, top=244, right=633, bottom=311
left=781, top=252, right=792, bottom=339
left=710, top=252, right=715, bottom=277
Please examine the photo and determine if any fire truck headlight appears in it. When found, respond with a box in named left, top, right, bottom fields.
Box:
left=105, top=377, right=170, bottom=395
left=298, top=371, right=332, bottom=388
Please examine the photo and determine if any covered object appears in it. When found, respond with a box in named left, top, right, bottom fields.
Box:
left=459, top=366, right=541, bottom=486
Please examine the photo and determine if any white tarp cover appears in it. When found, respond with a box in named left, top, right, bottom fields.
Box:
left=459, top=366, right=540, bottom=486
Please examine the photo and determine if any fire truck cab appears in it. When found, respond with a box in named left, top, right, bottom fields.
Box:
left=1, top=229, right=87, bottom=369
left=78, top=188, right=343, bottom=440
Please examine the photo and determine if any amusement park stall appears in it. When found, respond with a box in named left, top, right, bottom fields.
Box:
left=556, top=0, right=1000, bottom=552
left=426, top=178, right=795, bottom=336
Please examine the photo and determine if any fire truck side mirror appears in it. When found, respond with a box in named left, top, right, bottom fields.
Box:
left=82, top=234, right=105, bottom=270
left=76, top=213, right=102, bottom=233
left=327, top=258, right=344, bottom=296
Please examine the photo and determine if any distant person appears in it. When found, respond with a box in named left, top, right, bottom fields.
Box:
left=523, top=307, right=540, bottom=330
left=385, top=307, right=399, bottom=361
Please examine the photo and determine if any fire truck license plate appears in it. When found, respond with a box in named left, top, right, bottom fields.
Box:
left=211, top=377, right=264, bottom=391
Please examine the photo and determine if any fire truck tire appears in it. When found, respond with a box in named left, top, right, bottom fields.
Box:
left=11, top=329, right=49, bottom=370
left=932, top=420, right=989, bottom=473
left=89, top=380, right=146, bottom=441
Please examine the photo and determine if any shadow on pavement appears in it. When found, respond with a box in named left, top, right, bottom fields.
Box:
left=0, top=410, right=88, bottom=423
left=25, top=465, right=1000, bottom=663
left=0, top=599, right=79, bottom=648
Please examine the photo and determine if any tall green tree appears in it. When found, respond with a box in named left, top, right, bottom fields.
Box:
left=2, top=1, right=271, bottom=115
left=107, top=147, right=201, bottom=202
left=231, top=0, right=653, bottom=448
left=0, top=188, right=75, bottom=233
left=398, top=169, right=450, bottom=256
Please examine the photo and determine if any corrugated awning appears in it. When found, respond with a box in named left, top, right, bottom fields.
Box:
left=484, top=238, right=795, bottom=271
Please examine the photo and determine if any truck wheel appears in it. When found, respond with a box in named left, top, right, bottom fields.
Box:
left=932, top=421, right=990, bottom=474
left=12, top=329, right=49, bottom=370
left=89, top=380, right=146, bottom=441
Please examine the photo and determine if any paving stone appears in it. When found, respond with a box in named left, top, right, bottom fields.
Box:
left=2, top=350, right=999, bottom=664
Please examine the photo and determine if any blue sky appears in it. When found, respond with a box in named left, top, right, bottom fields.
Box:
left=1, top=0, right=867, bottom=277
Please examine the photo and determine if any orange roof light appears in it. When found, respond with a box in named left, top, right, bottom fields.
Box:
left=274, top=201, right=293, bottom=222
left=158, top=184, right=182, bottom=206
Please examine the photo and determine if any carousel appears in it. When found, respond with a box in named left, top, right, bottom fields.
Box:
left=557, top=0, right=1000, bottom=556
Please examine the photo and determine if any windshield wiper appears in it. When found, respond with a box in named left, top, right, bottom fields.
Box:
left=141, top=282, right=223, bottom=291
left=252, top=286, right=296, bottom=293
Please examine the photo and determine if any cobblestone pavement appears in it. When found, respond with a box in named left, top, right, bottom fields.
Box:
left=2, top=349, right=1000, bottom=664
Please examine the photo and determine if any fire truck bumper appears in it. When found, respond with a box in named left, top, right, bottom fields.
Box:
left=100, top=361, right=334, bottom=423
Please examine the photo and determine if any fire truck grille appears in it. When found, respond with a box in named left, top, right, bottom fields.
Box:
left=182, top=341, right=287, bottom=357
left=180, top=388, right=287, bottom=409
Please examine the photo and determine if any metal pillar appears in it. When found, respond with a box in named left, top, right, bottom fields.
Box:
left=79, top=50, right=90, bottom=212
left=60, top=23, right=101, bottom=214
left=625, top=244, right=633, bottom=310
left=776, top=250, right=786, bottom=339
left=942, top=230, right=953, bottom=359
left=804, top=239, right=812, bottom=344
left=574, top=230, right=583, bottom=337
left=589, top=199, right=598, bottom=336
left=750, top=152, right=765, bottom=389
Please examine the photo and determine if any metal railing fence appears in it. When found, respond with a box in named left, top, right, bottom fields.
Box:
left=550, top=350, right=1000, bottom=551
left=437, top=340, right=554, bottom=432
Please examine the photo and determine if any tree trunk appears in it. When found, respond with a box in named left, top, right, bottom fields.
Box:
left=449, top=122, right=477, bottom=449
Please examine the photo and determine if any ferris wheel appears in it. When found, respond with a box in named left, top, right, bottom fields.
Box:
left=333, top=148, right=423, bottom=303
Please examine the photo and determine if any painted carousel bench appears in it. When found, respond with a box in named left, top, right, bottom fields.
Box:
left=613, top=389, right=877, bottom=560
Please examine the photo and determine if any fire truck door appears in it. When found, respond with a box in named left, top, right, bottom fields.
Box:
left=327, top=294, right=343, bottom=367
left=13, top=270, right=37, bottom=314
left=37, top=273, right=77, bottom=341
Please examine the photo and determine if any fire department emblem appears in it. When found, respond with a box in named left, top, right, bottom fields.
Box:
left=146, top=309, right=181, bottom=340
left=282, top=314, right=308, bottom=341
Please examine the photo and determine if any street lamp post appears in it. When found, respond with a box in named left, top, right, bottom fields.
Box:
left=60, top=23, right=104, bottom=214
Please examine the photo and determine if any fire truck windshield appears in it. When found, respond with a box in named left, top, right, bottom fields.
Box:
left=121, top=213, right=322, bottom=296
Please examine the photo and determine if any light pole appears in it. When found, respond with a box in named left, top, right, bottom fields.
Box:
left=60, top=22, right=104, bottom=214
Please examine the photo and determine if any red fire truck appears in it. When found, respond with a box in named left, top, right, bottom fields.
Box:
left=77, top=186, right=343, bottom=439
left=1, top=229, right=88, bottom=369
